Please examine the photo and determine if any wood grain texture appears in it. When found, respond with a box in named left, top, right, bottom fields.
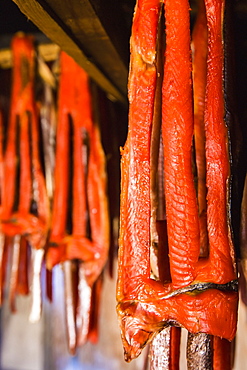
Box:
left=12, top=0, right=128, bottom=104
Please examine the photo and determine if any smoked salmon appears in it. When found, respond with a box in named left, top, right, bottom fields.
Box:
left=1, top=34, right=50, bottom=248
left=0, top=34, right=50, bottom=316
left=46, top=51, right=109, bottom=352
left=117, top=0, right=238, bottom=363
left=47, top=52, right=109, bottom=283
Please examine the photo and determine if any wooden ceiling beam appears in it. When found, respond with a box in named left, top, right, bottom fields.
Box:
left=11, top=0, right=129, bottom=104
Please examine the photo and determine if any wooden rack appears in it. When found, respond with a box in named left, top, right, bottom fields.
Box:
left=11, top=0, right=131, bottom=104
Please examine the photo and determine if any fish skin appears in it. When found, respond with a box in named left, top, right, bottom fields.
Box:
left=187, top=332, right=212, bottom=370
left=16, top=236, right=29, bottom=295
left=9, top=234, right=21, bottom=312
left=38, top=59, right=57, bottom=203
left=63, top=260, right=78, bottom=355
left=149, top=326, right=181, bottom=370
left=149, top=328, right=172, bottom=370
left=170, top=327, right=181, bottom=369
left=213, top=336, right=234, bottom=370
left=76, top=266, right=92, bottom=346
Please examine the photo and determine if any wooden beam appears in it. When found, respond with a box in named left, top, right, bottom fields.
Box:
left=11, top=0, right=129, bottom=104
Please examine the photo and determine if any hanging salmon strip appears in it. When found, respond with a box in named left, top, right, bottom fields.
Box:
left=47, top=52, right=109, bottom=281
left=46, top=51, right=109, bottom=352
left=117, top=0, right=238, bottom=363
left=1, top=34, right=50, bottom=247
left=0, top=34, right=50, bottom=315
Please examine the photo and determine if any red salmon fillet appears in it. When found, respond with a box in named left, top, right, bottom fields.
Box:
left=117, top=0, right=238, bottom=362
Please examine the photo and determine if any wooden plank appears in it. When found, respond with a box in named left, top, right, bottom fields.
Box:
left=11, top=0, right=128, bottom=104
left=38, top=0, right=130, bottom=83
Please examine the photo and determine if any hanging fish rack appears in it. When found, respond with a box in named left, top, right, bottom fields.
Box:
left=8, top=0, right=131, bottom=105
left=0, top=27, right=127, bottom=370
left=0, top=0, right=247, bottom=369
left=1, top=0, right=246, bottom=103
